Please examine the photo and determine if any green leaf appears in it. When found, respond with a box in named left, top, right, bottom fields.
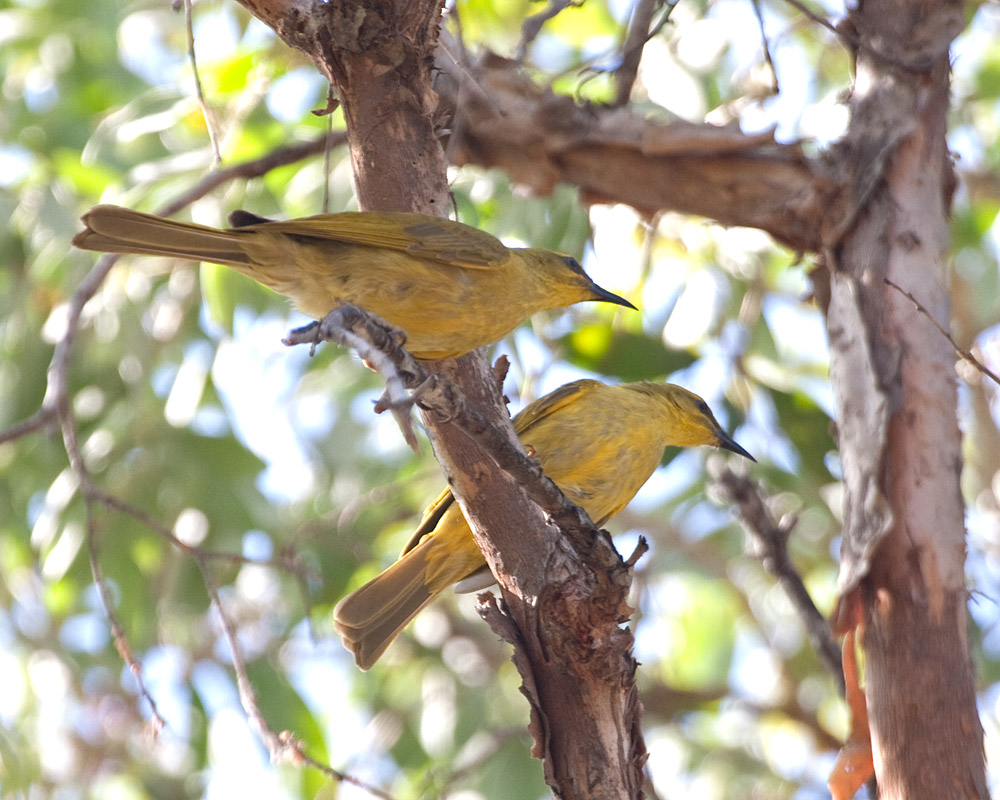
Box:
left=973, top=51, right=1000, bottom=99
left=951, top=200, right=1000, bottom=249
left=561, top=323, right=696, bottom=381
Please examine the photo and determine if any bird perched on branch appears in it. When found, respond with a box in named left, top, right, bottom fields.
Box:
left=334, top=378, right=755, bottom=669
left=72, top=205, right=634, bottom=359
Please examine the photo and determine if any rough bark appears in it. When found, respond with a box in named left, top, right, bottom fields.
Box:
left=231, top=1, right=648, bottom=797
left=822, top=0, right=987, bottom=796
left=434, top=49, right=835, bottom=252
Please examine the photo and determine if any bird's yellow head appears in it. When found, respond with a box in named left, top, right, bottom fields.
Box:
left=523, top=250, right=636, bottom=310
left=633, top=383, right=755, bottom=460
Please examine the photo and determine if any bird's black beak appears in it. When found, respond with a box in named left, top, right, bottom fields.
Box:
left=717, top=431, right=756, bottom=462
left=590, top=284, right=637, bottom=310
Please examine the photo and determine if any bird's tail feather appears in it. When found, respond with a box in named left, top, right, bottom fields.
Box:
left=73, top=205, right=254, bottom=267
left=334, top=540, right=436, bottom=670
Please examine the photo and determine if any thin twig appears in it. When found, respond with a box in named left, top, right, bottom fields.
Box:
left=885, top=278, right=1000, bottom=387
left=93, top=486, right=318, bottom=580
left=644, top=0, right=679, bottom=41
left=750, top=0, right=780, bottom=98
left=437, top=30, right=504, bottom=113
left=199, top=560, right=395, bottom=800
left=0, top=406, right=57, bottom=445
left=515, top=0, right=579, bottom=62
left=155, top=133, right=343, bottom=218
left=624, top=537, right=649, bottom=567
left=436, top=28, right=506, bottom=170
left=708, top=462, right=845, bottom=693
left=613, top=0, right=663, bottom=107
left=84, top=501, right=167, bottom=734
left=321, top=84, right=338, bottom=214
left=183, top=0, right=223, bottom=164
left=779, top=0, right=851, bottom=43
left=574, top=0, right=676, bottom=101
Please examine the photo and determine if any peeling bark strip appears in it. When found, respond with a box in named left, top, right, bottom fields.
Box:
left=826, top=267, right=893, bottom=595
left=822, top=0, right=987, bottom=796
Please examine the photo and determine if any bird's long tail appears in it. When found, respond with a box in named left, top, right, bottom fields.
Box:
left=72, top=204, right=254, bottom=267
left=334, top=539, right=438, bottom=670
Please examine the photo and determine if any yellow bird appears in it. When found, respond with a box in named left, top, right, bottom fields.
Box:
left=72, top=205, right=634, bottom=359
left=335, top=379, right=755, bottom=669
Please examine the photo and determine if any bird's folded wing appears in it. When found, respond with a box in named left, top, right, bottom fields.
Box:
left=248, top=212, right=509, bottom=269
left=396, top=380, right=602, bottom=556
left=399, top=486, right=457, bottom=556
left=513, top=379, right=599, bottom=434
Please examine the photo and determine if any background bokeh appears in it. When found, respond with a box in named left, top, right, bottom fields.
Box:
left=1, top=0, right=999, bottom=797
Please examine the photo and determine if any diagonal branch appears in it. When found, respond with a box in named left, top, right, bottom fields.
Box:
left=199, top=561, right=395, bottom=800
left=708, top=462, right=845, bottom=693
left=183, top=0, right=222, bottom=164
left=885, top=278, right=1000, bottom=387
left=156, top=133, right=343, bottom=217
left=516, top=0, right=579, bottom=61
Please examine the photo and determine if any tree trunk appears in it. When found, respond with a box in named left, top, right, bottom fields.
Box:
left=232, top=1, right=648, bottom=797
left=826, top=0, right=988, bottom=795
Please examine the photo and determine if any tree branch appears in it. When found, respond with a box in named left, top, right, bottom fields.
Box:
left=708, top=462, right=845, bottom=692
left=156, top=133, right=342, bottom=218
left=613, top=0, right=666, bottom=106
left=434, top=51, right=836, bottom=252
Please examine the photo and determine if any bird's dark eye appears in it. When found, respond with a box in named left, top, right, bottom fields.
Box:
left=561, top=255, right=586, bottom=276
left=696, top=400, right=710, bottom=416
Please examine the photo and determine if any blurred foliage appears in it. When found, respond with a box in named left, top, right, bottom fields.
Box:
left=1, top=0, right=999, bottom=798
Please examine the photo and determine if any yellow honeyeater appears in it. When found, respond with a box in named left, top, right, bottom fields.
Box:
left=334, top=379, right=755, bottom=669
left=72, top=205, right=634, bottom=359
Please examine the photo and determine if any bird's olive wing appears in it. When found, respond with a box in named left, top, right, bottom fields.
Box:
left=398, top=218, right=510, bottom=268
left=513, top=379, right=600, bottom=435
left=397, top=380, right=603, bottom=556
left=251, top=211, right=509, bottom=269
left=398, top=485, right=457, bottom=556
